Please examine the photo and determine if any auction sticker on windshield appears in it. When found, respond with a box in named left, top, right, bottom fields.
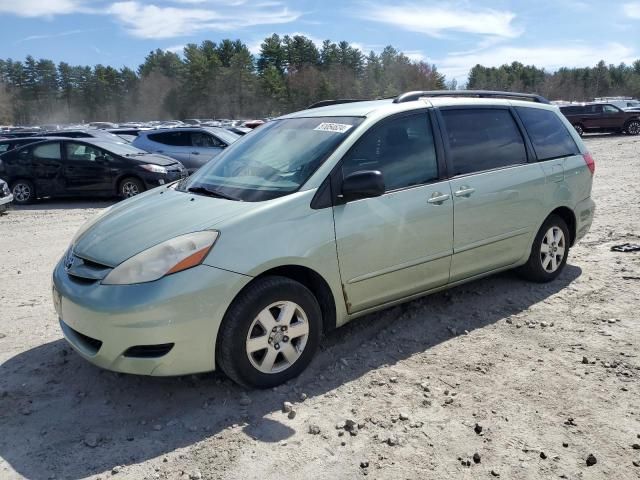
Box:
left=313, top=122, right=354, bottom=133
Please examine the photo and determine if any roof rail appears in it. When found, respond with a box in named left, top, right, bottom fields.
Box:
left=307, top=99, right=368, bottom=109
left=393, top=90, right=551, bottom=105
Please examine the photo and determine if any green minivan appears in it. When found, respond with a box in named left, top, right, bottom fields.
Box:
left=52, top=91, right=596, bottom=388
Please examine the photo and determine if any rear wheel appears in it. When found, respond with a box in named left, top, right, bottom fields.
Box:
left=518, top=215, right=570, bottom=283
left=573, top=124, right=584, bottom=136
left=624, top=120, right=640, bottom=136
left=216, top=276, right=322, bottom=388
left=119, top=177, right=144, bottom=198
left=11, top=179, right=35, bottom=204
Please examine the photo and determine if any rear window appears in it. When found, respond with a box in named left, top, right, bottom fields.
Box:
left=441, top=108, right=527, bottom=176
left=148, top=131, right=191, bottom=146
left=516, top=107, right=579, bottom=161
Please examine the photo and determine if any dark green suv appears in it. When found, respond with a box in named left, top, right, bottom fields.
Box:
left=560, top=102, right=640, bottom=136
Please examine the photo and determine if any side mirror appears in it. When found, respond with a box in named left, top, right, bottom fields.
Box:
left=340, top=170, right=385, bottom=202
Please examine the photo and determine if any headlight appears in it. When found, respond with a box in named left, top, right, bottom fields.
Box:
left=102, top=231, right=219, bottom=285
left=140, top=164, right=168, bottom=174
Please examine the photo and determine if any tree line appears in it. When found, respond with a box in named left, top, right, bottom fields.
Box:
left=0, top=35, right=445, bottom=125
left=0, top=34, right=639, bottom=125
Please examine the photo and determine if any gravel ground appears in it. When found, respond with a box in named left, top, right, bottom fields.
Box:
left=1, top=134, right=639, bottom=480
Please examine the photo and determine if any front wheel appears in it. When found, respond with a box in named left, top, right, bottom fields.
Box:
left=119, top=177, right=144, bottom=198
left=518, top=215, right=570, bottom=283
left=216, top=276, right=322, bottom=388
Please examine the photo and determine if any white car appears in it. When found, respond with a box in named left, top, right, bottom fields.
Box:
left=0, top=179, right=13, bottom=213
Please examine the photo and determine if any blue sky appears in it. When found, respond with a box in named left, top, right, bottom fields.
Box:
left=1, top=0, right=639, bottom=81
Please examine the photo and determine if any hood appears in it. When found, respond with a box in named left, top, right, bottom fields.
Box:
left=130, top=153, right=179, bottom=167
left=73, top=188, right=259, bottom=266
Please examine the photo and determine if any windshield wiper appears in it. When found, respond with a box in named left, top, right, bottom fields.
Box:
left=187, top=186, right=240, bottom=201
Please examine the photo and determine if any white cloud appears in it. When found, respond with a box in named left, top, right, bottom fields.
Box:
left=16, top=29, right=88, bottom=43
left=362, top=3, right=521, bottom=39
left=0, top=0, right=90, bottom=17
left=438, top=42, right=636, bottom=82
left=623, top=1, right=640, bottom=18
left=107, top=1, right=301, bottom=39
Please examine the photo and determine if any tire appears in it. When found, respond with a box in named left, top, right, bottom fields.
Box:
left=216, top=276, right=323, bottom=389
left=518, top=215, right=570, bottom=283
left=11, top=179, right=36, bottom=204
left=119, top=177, right=144, bottom=198
left=573, top=124, right=584, bottom=136
left=624, top=120, right=640, bottom=136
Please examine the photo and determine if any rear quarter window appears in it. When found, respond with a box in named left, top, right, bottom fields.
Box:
left=516, top=107, right=580, bottom=161
left=441, top=108, right=527, bottom=176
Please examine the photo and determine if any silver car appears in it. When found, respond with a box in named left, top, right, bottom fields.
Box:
left=0, top=179, right=13, bottom=213
left=132, top=127, right=240, bottom=173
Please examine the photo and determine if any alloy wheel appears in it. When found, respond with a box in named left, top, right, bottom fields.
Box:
left=574, top=124, right=584, bottom=136
left=540, top=226, right=566, bottom=273
left=245, top=301, right=309, bottom=374
left=627, top=121, right=640, bottom=135
left=122, top=181, right=140, bottom=197
left=12, top=183, right=31, bottom=202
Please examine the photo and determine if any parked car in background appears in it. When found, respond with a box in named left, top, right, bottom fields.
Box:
left=36, top=129, right=128, bottom=143
left=132, top=127, right=239, bottom=173
left=0, top=138, right=186, bottom=204
left=560, top=102, right=640, bottom=136
left=225, top=126, right=252, bottom=136
left=0, top=179, right=12, bottom=213
left=244, top=119, right=265, bottom=129
left=52, top=90, right=595, bottom=388
left=0, top=136, right=58, bottom=154
left=593, top=97, right=640, bottom=110
left=89, top=122, right=118, bottom=129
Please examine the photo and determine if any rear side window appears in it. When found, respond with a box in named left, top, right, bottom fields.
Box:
left=148, top=131, right=191, bottom=146
left=33, top=142, right=62, bottom=160
left=516, top=107, right=579, bottom=161
left=441, top=109, right=527, bottom=176
left=342, top=113, right=438, bottom=191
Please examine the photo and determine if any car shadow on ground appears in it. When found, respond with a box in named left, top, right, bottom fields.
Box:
left=11, top=198, right=117, bottom=211
left=0, top=265, right=581, bottom=480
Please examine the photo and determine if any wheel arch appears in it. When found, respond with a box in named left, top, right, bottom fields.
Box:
left=245, top=265, right=338, bottom=334
left=545, top=206, right=577, bottom=247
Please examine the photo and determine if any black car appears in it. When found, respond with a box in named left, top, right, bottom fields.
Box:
left=0, top=138, right=187, bottom=204
left=559, top=103, right=640, bottom=136
left=0, top=136, right=62, bottom=154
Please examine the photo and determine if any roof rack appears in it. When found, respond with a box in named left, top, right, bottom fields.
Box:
left=307, top=99, right=369, bottom=109
left=393, top=90, right=551, bottom=104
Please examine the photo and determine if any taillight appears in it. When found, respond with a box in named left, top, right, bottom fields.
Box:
left=583, top=152, right=595, bottom=175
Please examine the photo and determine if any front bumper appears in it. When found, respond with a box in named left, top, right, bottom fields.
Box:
left=52, top=260, right=251, bottom=376
left=0, top=193, right=12, bottom=211
left=574, top=196, right=596, bottom=244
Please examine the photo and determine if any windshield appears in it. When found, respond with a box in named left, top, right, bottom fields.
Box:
left=179, top=116, right=363, bottom=201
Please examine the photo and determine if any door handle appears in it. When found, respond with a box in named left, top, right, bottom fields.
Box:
left=454, top=186, right=475, bottom=197
left=191, top=151, right=200, bottom=155
left=427, top=192, right=450, bottom=205
left=156, top=150, right=164, bottom=153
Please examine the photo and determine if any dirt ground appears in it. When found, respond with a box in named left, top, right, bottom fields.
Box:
left=1, top=134, right=639, bottom=480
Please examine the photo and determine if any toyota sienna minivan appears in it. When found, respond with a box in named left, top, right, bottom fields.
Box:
left=52, top=91, right=596, bottom=388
